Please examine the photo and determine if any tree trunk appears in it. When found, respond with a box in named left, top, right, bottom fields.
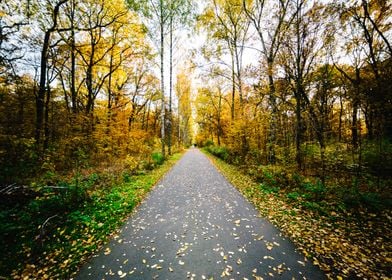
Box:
left=267, top=60, right=277, bottom=164
left=36, top=0, right=68, bottom=150
left=338, top=95, right=343, bottom=142
left=107, top=50, right=114, bottom=133
left=70, top=0, right=77, bottom=114
left=352, top=98, right=359, bottom=149
left=294, top=64, right=303, bottom=170
left=217, top=94, right=222, bottom=146
left=160, top=0, right=166, bottom=158
left=85, top=46, right=94, bottom=115
left=230, top=49, right=235, bottom=121
left=35, top=29, right=50, bottom=148
left=43, top=83, right=51, bottom=151
left=295, top=104, right=302, bottom=169
left=168, top=14, right=173, bottom=155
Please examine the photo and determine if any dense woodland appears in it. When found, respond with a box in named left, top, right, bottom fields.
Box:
left=194, top=0, right=391, bottom=208
left=0, top=0, right=195, bottom=185
left=0, top=0, right=391, bottom=278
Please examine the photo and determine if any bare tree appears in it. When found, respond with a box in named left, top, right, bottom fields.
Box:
left=243, top=0, right=294, bottom=163
left=36, top=0, right=69, bottom=149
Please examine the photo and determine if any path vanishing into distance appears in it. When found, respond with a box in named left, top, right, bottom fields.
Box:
left=75, top=149, right=325, bottom=279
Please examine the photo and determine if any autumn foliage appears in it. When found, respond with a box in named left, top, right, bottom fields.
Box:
left=196, top=0, right=391, bottom=278
left=0, top=0, right=192, bottom=277
left=0, top=0, right=391, bottom=279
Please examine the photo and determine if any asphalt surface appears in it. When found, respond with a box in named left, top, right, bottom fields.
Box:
left=74, top=148, right=325, bottom=279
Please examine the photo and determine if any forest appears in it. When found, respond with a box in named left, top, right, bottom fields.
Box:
left=0, top=0, right=391, bottom=279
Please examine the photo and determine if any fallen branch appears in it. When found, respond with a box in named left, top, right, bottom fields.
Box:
left=43, top=186, right=69, bottom=190
left=37, top=214, right=59, bottom=245
left=0, top=183, right=17, bottom=194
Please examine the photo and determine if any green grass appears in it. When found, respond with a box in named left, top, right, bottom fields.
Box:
left=1, top=152, right=183, bottom=279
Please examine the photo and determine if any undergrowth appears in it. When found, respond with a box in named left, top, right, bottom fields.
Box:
left=0, top=152, right=182, bottom=279
left=204, top=149, right=391, bottom=279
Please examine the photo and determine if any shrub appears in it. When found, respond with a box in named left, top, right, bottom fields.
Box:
left=204, top=139, right=214, bottom=147
left=360, top=192, right=382, bottom=210
left=287, top=191, right=301, bottom=201
left=124, top=155, right=139, bottom=172
left=122, top=172, right=132, bottom=183
left=252, top=166, right=289, bottom=189
left=301, top=201, right=327, bottom=215
left=362, top=139, right=392, bottom=177
left=151, top=152, right=164, bottom=165
left=259, top=183, right=280, bottom=194
left=206, top=145, right=229, bottom=161
left=291, top=172, right=304, bottom=188
left=302, top=179, right=326, bottom=200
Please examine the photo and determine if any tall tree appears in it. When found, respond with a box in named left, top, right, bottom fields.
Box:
left=243, top=0, right=294, bottom=163
left=128, top=0, right=172, bottom=157
left=176, top=67, right=193, bottom=146
left=35, top=0, right=69, bottom=150
left=280, top=0, right=327, bottom=170
left=167, top=0, right=193, bottom=155
left=199, top=0, right=250, bottom=153
left=76, top=0, right=128, bottom=116
left=339, top=0, right=392, bottom=139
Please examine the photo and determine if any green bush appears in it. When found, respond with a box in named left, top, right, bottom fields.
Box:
left=362, top=139, right=392, bottom=177
left=252, top=166, right=289, bottom=189
left=291, top=172, right=304, bottom=188
left=204, top=139, right=214, bottom=147
left=0, top=137, right=37, bottom=184
left=151, top=152, right=164, bottom=165
left=302, top=180, right=326, bottom=200
left=122, top=172, right=132, bottom=183
left=259, top=183, right=280, bottom=194
left=360, top=192, right=382, bottom=210
left=301, top=201, right=327, bottom=215
left=206, top=145, right=229, bottom=161
left=287, top=191, right=301, bottom=201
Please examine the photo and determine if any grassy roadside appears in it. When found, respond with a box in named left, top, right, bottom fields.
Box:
left=1, top=152, right=183, bottom=280
left=203, top=150, right=391, bottom=279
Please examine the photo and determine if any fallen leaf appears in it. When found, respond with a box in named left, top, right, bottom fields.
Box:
left=117, top=270, right=127, bottom=278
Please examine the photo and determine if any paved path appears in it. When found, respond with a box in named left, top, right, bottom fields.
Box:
left=75, top=149, right=325, bottom=279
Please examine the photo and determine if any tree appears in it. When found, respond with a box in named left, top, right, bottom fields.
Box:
left=35, top=0, right=69, bottom=151
left=0, top=0, right=29, bottom=74
left=279, top=0, right=328, bottom=170
left=339, top=0, right=392, bottom=140
left=74, top=0, right=128, bottom=116
left=167, top=0, right=193, bottom=155
left=176, top=67, right=193, bottom=146
left=243, top=0, right=294, bottom=163
left=128, top=0, right=172, bottom=158
left=199, top=0, right=250, bottom=153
